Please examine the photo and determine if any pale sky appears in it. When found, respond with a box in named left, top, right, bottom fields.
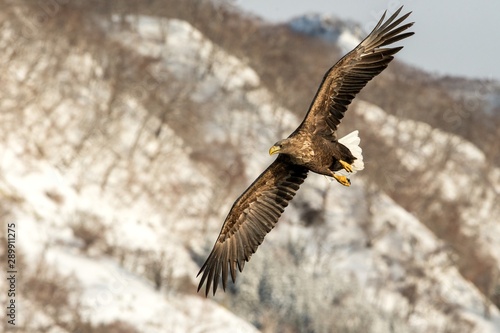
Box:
left=233, top=0, right=500, bottom=81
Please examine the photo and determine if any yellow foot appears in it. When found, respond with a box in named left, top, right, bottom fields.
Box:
left=333, top=174, right=351, bottom=187
left=339, top=160, right=353, bottom=173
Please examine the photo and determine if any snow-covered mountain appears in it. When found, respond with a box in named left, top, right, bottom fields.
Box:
left=1, top=2, right=499, bottom=333
left=288, top=13, right=363, bottom=52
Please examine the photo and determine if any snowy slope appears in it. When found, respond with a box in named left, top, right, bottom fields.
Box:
left=355, top=101, right=500, bottom=267
left=0, top=12, right=259, bottom=333
left=1, top=8, right=499, bottom=333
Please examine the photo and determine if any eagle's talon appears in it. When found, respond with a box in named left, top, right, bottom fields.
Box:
left=339, top=160, right=353, bottom=173
left=333, top=174, right=351, bottom=187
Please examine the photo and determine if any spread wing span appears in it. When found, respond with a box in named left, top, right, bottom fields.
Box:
left=197, top=6, right=414, bottom=297
left=197, top=155, right=308, bottom=296
left=298, top=7, right=414, bottom=139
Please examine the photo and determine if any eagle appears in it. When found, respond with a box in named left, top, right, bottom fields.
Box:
left=197, top=7, right=414, bottom=296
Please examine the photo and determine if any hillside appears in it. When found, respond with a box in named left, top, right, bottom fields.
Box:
left=1, top=1, right=500, bottom=332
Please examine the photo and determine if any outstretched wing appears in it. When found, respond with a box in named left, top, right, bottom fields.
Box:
left=297, top=6, right=414, bottom=139
left=197, top=155, right=308, bottom=296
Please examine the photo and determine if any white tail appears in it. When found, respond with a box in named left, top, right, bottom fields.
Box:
left=337, top=130, right=364, bottom=176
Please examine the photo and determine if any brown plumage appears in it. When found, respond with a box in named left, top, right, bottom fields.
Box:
left=197, top=7, right=414, bottom=296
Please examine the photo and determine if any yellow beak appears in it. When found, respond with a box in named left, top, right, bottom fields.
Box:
left=269, top=145, right=281, bottom=156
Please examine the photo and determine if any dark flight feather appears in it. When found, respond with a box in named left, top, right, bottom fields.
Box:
left=197, top=155, right=308, bottom=296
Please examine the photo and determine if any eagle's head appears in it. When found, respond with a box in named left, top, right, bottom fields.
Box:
left=269, top=139, right=291, bottom=155
left=269, top=138, right=296, bottom=156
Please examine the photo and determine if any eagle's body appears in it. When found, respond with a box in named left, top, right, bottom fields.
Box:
left=276, top=131, right=356, bottom=176
left=197, top=7, right=414, bottom=296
